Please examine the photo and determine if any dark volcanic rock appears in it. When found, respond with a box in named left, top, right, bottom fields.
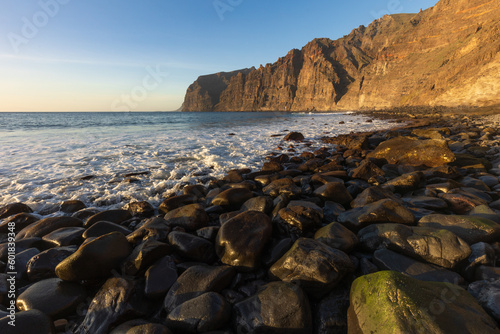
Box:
left=163, top=265, right=235, bottom=312
left=263, top=178, right=302, bottom=197
left=278, top=200, right=324, bottom=232
left=27, top=246, right=76, bottom=281
left=314, top=182, right=353, bottom=206
left=159, top=195, right=198, bottom=214
left=0, top=203, right=32, bottom=219
left=358, top=224, right=471, bottom=269
left=0, top=309, right=55, bottom=334
left=16, top=216, right=83, bottom=241
left=17, top=278, right=86, bottom=318
left=373, top=249, right=465, bottom=284
left=55, top=232, right=132, bottom=281
left=418, top=214, right=500, bottom=244
left=351, top=159, right=385, bottom=181
left=270, top=238, right=354, bottom=298
left=76, top=278, right=140, bottom=334
left=145, top=256, right=178, bottom=300
left=166, top=292, right=231, bottom=333
left=216, top=211, right=272, bottom=271
left=127, top=217, right=171, bottom=244
left=84, top=209, right=132, bottom=228
left=168, top=231, right=216, bottom=264
left=83, top=221, right=132, bottom=239
left=233, top=281, right=312, bottom=334
left=367, top=137, right=455, bottom=167
left=211, top=188, right=253, bottom=210
left=314, top=222, right=358, bottom=253
left=338, top=199, right=415, bottom=231
left=164, top=203, right=209, bottom=231
left=382, top=171, right=425, bottom=194
left=348, top=271, right=500, bottom=334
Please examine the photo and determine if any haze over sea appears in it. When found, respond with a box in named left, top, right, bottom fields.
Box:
left=0, top=112, right=394, bottom=215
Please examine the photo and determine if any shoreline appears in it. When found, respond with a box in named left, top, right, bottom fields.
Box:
left=1, top=109, right=500, bottom=332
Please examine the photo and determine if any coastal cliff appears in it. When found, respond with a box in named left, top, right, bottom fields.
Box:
left=182, top=0, right=500, bottom=111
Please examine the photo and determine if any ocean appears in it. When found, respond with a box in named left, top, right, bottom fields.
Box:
left=0, top=111, right=395, bottom=215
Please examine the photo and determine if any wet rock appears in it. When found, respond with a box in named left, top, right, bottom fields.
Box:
left=461, top=176, right=491, bottom=191
left=367, top=137, right=455, bottom=167
left=16, top=216, right=83, bottom=241
left=76, top=278, right=140, bottom=334
left=15, top=248, right=40, bottom=280
left=145, top=256, right=178, bottom=299
left=314, top=222, right=358, bottom=253
left=382, top=171, right=425, bottom=194
left=418, top=214, right=500, bottom=244
left=233, top=281, right=312, bottom=334
left=42, top=227, right=85, bottom=247
left=60, top=200, right=86, bottom=214
left=403, top=196, right=448, bottom=210
left=211, top=188, right=253, bottom=210
left=469, top=279, right=500, bottom=323
left=350, top=186, right=400, bottom=208
left=412, top=128, right=448, bottom=140
left=240, top=196, right=274, bottom=214
left=0, top=213, right=39, bottom=234
left=216, top=211, right=272, bottom=271
left=127, top=217, right=171, bottom=244
left=71, top=208, right=100, bottom=221
left=348, top=271, right=500, bottom=334
left=451, top=153, right=492, bottom=170
left=0, top=203, right=33, bottom=219
left=159, top=195, right=198, bottom=215
left=0, top=238, right=43, bottom=262
left=315, top=285, right=350, bottom=334
left=262, top=238, right=293, bottom=267
left=27, top=246, right=76, bottom=281
left=314, top=182, right=353, bottom=207
left=278, top=200, right=324, bottom=232
left=83, top=221, right=132, bottom=239
left=338, top=199, right=415, bottom=231
left=56, top=232, right=132, bottom=281
left=0, top=309, right=55, bottom=334
left=110, top=320, right=172, bottom=334
left=122, top=239, right=171, bottom=275
left=321, top=134, right=369, bottom=151
left=127, top=201, right=155, bottom=218
left=358, top=224, right=471, bottom=269
left=263, top=178, right=302, bottom=197
left=164, top=203, right=209, bottom=231
left=85, top=210, right=133, bottom=229
left=168, top=231, right=216, bottom=264
left=183, top=184, right=208, bottom=198
left=262, top=160, right=284, bottom=172
left=166, top=292, right=231, bottom=333
left=163, top=265, right=235, bottom=312
left=373, top=249, right=465, bottom=284
left=270, top=238, right=354, bottom=298
left=284, top=132, right=304, bottom=141
left=475, top=266, right=500, bottom=281
left=440, top=189, right=490, bottom=214
left=17, top=278, right=86, bottom=318
left=351, top=160, right=385, bottom=181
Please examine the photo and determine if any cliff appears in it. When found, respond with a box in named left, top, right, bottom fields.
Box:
left=182, top=0, right=500, bottom=112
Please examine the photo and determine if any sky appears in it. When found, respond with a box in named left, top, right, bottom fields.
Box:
left=0, top=0, right=438, bottom=112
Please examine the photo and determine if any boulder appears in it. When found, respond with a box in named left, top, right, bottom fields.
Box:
left=163, top=203, right=209, bottom=231
left=358, top=224, right=471, bottom=269
left=159, top=195, right=198, bottom=214
left=367, top=137, right=455, bottom=167
left=216, top=211, right=272, bottom=271
left=83, top=221, right=132, bottom=239
left=127, top=201, right=155, bottom=218
left=233, top=281, right=312, bottom=334
left=284, top=132, right=305, bottom=141
left=350, top=186, right=401, bottom=208
left=0, top=203, right=33, bottom=219
left=351, top=160, right=385, bottom=181
left=240, top=196, right=274, bottom=214
left=27, top=246, right=76, bottom=282
left=42, top=227, right=85, bottom=247
left=168, top=232, right=216, bottom=264
left=16, top=216, right=83, bottom=241
left=60, top=200, right=86, bottom=214
left=314, top=182, right=353, bottom=206
left=418, top=214, right=500, bottom=244
left=469, top=279, right=500, bottom=323
left=122, top=239, right=171, bottom=275
left=263, top=178, right=302, bottom=197
left=211, top=188, right=253, bottom=209
left=314, top=222, right=358, bottom=253
left=270, top=238, right=354, bottom=298
left=145, top=256, right=178, bottom=300
left=348, top=271, right=500, bottom=334
left=382, top=171, right=425, bottom=194
left=84, top=210, right=132, bottom=228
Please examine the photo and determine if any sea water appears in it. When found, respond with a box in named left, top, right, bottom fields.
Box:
left=0, top=112, right=396, bottom=215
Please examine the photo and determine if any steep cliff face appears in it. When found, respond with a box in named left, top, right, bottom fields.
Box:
left=182, top=0, right=500, bottom=111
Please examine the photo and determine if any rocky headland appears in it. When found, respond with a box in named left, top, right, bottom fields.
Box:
left=182, top=0, right=500, bottom=112
left=2, top=110, right=500, bottom=333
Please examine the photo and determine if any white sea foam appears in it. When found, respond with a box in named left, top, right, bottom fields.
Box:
left=0, top=112, right=397, bottom=215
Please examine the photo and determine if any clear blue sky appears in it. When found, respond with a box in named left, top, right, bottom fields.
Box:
left=0, top=0, right=438, bottom=111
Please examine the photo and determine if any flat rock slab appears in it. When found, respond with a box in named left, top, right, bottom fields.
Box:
left=348, top=271, right=500, bottom=334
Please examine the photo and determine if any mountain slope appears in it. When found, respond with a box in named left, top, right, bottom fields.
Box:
left=182, top=0, right=500, bottom=112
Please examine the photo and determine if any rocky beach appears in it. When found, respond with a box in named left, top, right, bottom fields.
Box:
left=2, top=109, right=500, bottom=333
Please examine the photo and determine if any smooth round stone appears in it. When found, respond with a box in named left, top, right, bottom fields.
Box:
left=60, top=200, right=86, bottom=214
left=262, top=178, right=302, bottom=197
left=145, top=256, right=178, bottom=299
left=15, top=216, right=83, bottom=241
left=0, top=203, right=33, bottom=219
left=82, top=221, right=132, bottom=239
left=27, top=246, right=76, bottom=282
left=314, top=222, right=358, bottom=253
left=166, top=292, right=231, bottom=333
left=314, top=182, right=353, bottom=207
left=17, top=278, right=86, bottom=318
left=159, top=195, right=198, bottom=215
left=182, top=184, right=208, bottom=198
left=211, top=188, right=253, bottom=209
left=164, top=203, right=209, bottom=231
left=0, top=309, right=55, bottom=334
left=55, top=232, right=132, bottom=281
left=216, top=211, right=272, bottom=271
left=71, top=208, right=100, bottom=221
left=84, top=209, right=132, bottom=228
left=15, top=248, right=40, bottom=280
left=240, top=196, right=274, bottom=214
left=168, top=232, right=216, bottom=264
left=121, top=239, right=171, bottom=276
left=0, top=213, right=39, bottom=234
left=42, top=227, right=85, bottom=247
left=110, top=320, right=172, bottom=334
left=127, top=201, right=155, bottom=218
